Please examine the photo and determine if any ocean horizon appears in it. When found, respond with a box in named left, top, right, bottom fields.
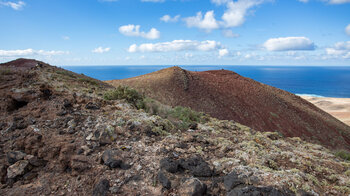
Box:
left=61, top=65, right=350, bottom=98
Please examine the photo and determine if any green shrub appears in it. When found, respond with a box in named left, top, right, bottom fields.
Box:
left=55, top=70, right=76, bottom=78
left=0, top=69, right=13, bottom=75
left=104, top=86, right=208, bottom=130
left=168, top=106, right=205, bottom=130
left=78, top=78, right=98, bottom=86
left=104, top=86, right=145, bottom=109
left=335, top=150, right=350, bottom=161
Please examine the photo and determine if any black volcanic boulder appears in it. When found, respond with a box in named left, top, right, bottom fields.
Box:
left=158, top=171, right=171, bottom=189
left=7, top=151, right=26, bottom=165
left=178, top=156, right=213, bottom=177
left=160, top=157, right=179, bottom=173
left=160, top=156, right=213, bottom=177
left=101, top=149, right=130, bottom=169
left=92, top=179, right=110, bottom=196
left=223, top=172, right=246, bottom=191
left=179, top=178, right=207, bottom=196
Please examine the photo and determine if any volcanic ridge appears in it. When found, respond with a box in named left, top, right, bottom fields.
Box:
left=0, top=59, right=349, bottom=195
left=107, top=66, right=350, bottom=150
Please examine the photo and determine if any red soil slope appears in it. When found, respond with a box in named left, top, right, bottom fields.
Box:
left=108, top=67, right=350, bottom=150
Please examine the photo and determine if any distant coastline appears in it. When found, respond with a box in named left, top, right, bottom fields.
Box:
left=62, top=65, right=350, bottom=98
left=301, top=96, right=350, bottom=126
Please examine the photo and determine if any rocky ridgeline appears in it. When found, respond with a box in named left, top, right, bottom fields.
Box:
left=0, top=59, right=349, bottom=195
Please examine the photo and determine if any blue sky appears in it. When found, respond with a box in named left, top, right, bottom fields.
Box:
left=0, top=0, right=350, bottom=65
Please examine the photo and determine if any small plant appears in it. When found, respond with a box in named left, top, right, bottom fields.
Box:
left=104, top=86, right=145, bottom=109
left=335, top=150, right=350, bottom=161
left=0, top=68, right=13, bottom=75
left=55, top=70, right=76, bottom=78
left=78, top=78, right=98, bottom=86
left=168, top=106, right=205, bottom=130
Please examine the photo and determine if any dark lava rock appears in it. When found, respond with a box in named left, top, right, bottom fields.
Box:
left=7, top=151, right=26, bottom=165
left=160, top=157, right=179, bottom=173
left=40, top=86, right=52, bottom=100
left=189, top=123, right=198, bottom=130
left=0, top=164, right=7, bottom=184
left=179, top=156, right=212, bottom=177
left=63, top=99, right=72, bottom=108
left=158, top=171, right=171, bottom=189
left=297, top=190, right=315, bottom=196
left=70, top=155, right=91, bottom=173
left=99, top=131, right=112, bottom=146
left=92, top=179, right=110, bottom=196
left=227, top=186, right=292, bottom=196
left=23, top=171, right=38, bottom=181
left=160, top=156, right=212, bottom=177
left=223, top=172, right=246, bottom=191
left=7, top=160, right=30, bottom=179
left=26, top=155, right=47, bottom=167
left=85, top=102, right=100, bottom=110
left=101, top=149, right=130, bottom=169
left=179, top=178, right=207, bottom=196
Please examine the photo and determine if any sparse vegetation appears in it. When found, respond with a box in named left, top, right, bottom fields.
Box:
left=335, top=150, right=350, bottom=161
left=55, top=70, right=77, bottom=78
left=0, top=68, right=13, bottom=75
left=78, top=78, right=98, bottom=86
left=104, top=86, right=207, bottom=130
left=104, top=86, right=145, bottom=109
left=168, top=106, right=205, bottom=130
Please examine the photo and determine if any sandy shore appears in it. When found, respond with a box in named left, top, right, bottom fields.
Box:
left=301, top=96, right=350, bottom=126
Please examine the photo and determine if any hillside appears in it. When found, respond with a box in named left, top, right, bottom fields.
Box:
left=0, top=59, right=349, bottom=195
left=107, top=66, right=350, bottom=150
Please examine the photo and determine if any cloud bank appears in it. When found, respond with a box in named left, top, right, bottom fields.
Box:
left=119, top=24, right=160, bottom=40
left=92, top=47, right=111, bottom=53
left=326, top=41, right=350, bottom=59
left=0, top=49, right=68, bottom=57
left=264, top=37, right=315, bottom=51
left=128, top=40, right=223, bottom=53
left=0, top=1, right=25, bottom=10
left=184, top=0, right=267, bottom=32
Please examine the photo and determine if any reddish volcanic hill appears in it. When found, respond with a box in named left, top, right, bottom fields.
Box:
left=107, top=66, right=350, bottom=150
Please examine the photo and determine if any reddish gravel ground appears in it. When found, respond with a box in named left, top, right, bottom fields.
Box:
left=108, top=66, right=350, bottom=150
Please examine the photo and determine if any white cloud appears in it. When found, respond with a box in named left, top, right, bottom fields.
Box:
left=92, top=47, right=111, bottom=53
left=184, top=11, right=220, bottom=32
left=185, top=0, right=268, bottom=32
left=222, top=0, right=265, bottom=28
left=119, top=24, right=160, bottom=40
left=325, top=41, right=350, bottom=58
left=218, top=49, right=229, bottom=58
left=0, top=1, right=25, bottom=10
left=0, top=49, right=68, bottom=57
left=128, top=40, right=223, bottom=53
left=298, top=0, right=350, bottom=4
left=263, top=37, right=315, bottom=51
left=211, top=0, right=230, bottom=5
left=328, top=0, right=350, bottom=4
left=160, top=15, right=180, bottom=23
left=222, top=29, right=239, bottom=38
left=346, top=24, right=350, bottom=36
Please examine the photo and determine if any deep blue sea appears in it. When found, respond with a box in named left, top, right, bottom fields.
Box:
left=61, top=65, right=350, bottom=98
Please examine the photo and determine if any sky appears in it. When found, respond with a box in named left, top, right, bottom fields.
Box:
left=0, top=0, right=350, bottom=66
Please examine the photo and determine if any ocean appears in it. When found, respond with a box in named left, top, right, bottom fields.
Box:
left=61, top=65, right=350, bottom=98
